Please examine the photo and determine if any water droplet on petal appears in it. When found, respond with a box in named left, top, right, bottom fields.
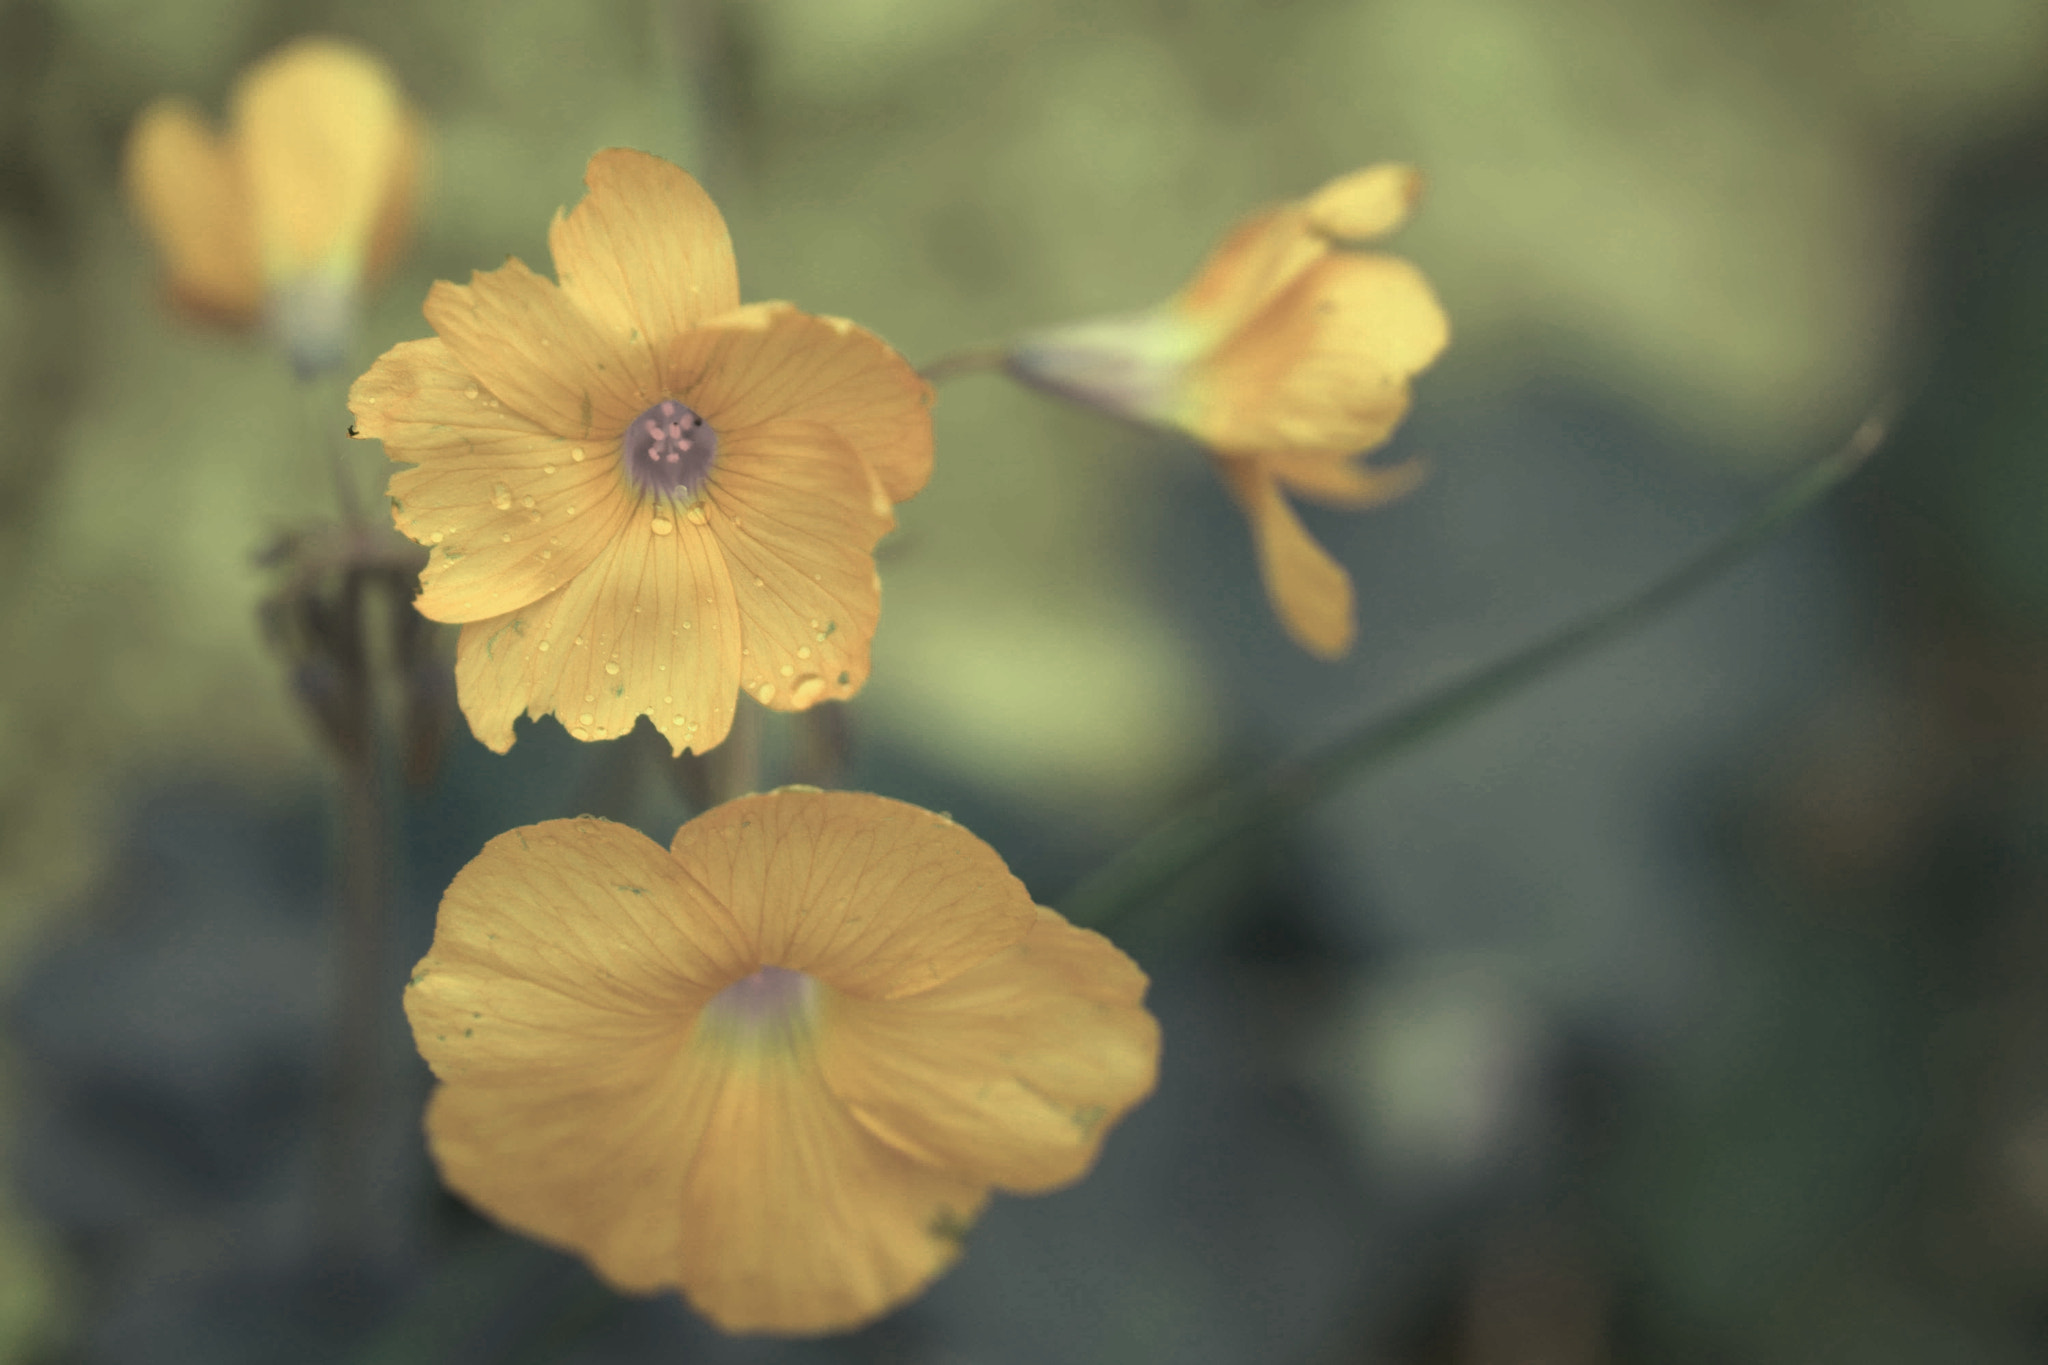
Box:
left=491, top=483, right=512, bottom=511
left=605, top=662, right=620, bottom=675
left=684, top=505, right=707, bottom=525
left=778, top=664, right=794, bottom=678
left=792, top=676, right=825, bottom=706
left=572, top=448, right=586, bottom=461
left=650, top=518, right=675, bottom=535
left=758, top=683, right=777, bottom=704
left=797, top=646, right=811, bottom=660
left=465, top=385, right=479, bottom=399
left=579, top=712, right=594, bottom=725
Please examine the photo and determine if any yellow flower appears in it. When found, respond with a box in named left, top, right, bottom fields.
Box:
left=122, top=36, right=420, bottom=374
left=1006, top=166, right=1448, bottom=658
left=350, top=150, right=933, bottom=757
left=406, top=789, right=1160, bottom=1335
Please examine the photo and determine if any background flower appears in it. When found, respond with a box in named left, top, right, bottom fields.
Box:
left=406, top=789, right=1160, bottom=1335
left=352, top=149, right=933, bottom=757
left=122, top=36, right=419, bottom=374
left=1007, top=165, right=1448, bottom=658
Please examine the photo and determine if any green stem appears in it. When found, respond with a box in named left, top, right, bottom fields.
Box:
left=916, top=345, right=1008, bottom=384
left=304, top=373, right=365, bottom=533
left=1057, top=408, right=1893, bottom=932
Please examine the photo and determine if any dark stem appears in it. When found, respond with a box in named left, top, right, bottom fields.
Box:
left=306, top=373, right=365, bottom=533
left=915, top=345, right=1009, bottom=384
left=314, top=568, right=394, bottom=1258
left=1057, top=407, right=1893, bottom=931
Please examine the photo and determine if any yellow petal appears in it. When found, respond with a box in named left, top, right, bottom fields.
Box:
left=364, top=108, right=425, bottom=285
left=667, top=1038, right=989, bottom=1334
left=550, top=148, right=741, bottom=351
left=703, top=419, right=891, bottom=713
left=669, top=790, right=1038, bottom=999
left=1171, top=204, right=1328, bottom=343
left=1192, top=250, right=1449, bottom=456
left=452, top=512, right=743, bottom=755
left=353, top=336, right=633, bottom=622
left=1218, top=457, right=1356, bottom=659
left=424, top=259, right=650, bottom=442
left=408, top=818, right=748, bottom=1068
left=424, top=1004, right=987, bottom=1336
left=1265, top=448, right=1429, bottom=510
left=122, top=97, right=263, bottom=325
left=672, top=303, right=934, bottom=505
left=820, top=909, right=1159, bottom=1195
left=1303, top=164, right=1424, bottom=241
left=231, top=37, right=409, bottom=283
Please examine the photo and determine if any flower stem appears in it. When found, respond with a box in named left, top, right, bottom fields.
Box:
left=1057, top=407, right=1894, bottom=933
left=305, top=372, right=364, bottom=533
left=315, top=566, right=396, bottom=1259
left=916, top=345, right=1009, bottom=384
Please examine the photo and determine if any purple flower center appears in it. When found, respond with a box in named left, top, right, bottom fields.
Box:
left=702, top=965, right=818, bottom=1048
left=623, top=399, right=718, bottom=499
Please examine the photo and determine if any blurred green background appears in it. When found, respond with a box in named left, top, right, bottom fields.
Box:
left=7, top=0, right=2048, bottom=1360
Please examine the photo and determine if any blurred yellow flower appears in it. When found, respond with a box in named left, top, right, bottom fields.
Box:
left=122, top=36, right=420, bottom=374
left=1007, top=166, right=1448, bottom=658
left=351, top=149, right=933, bottom=756
left=407, top=789, right=1160, bottom=1335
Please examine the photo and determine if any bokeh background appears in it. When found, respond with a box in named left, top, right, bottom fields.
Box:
left=6, top=0, right=2048, bottom=1360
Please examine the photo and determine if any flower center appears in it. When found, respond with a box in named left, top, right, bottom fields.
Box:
left=623, top=399, right=718, bottom=499
left=700, top=965, right=819, bottom=1051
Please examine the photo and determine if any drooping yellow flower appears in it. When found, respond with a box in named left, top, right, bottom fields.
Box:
left=406, top=789, right=1159, bottom=1336
left=1006, top=166, right=1448, bottom=659
left=122, top=36, right=420, bottom=374
left=350, top=149, right=933, bottom=757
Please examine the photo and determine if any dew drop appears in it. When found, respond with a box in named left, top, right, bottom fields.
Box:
left=680, top=621, right=693, bottom=630
left=684, top=506, right=707, bottom=525
left=605, top=662, right=620, bottom=675
left=758, top=683, right=777, bottom=704
left=500, top=533, right=511, bottom=543
left=572, top=726, right=590, bottom=739
left=572, top=448, right=586, bottom=461
left=430, top=531, right=445, bottom=544
left=537, top=641, right=551, bottom=652
left=796, top=646, right=811, bottom=660
left=753, top=577, right=765, bottom=588
left=579, top=712, right=594, bottom=725
left=673, top=714, right=686, bottom=727
left=465, top=385, right=479, bottom=399
left=543, top=464, right=556, bottom=475
left=491, top=483, right=512, bottom=511
left=523, top=497, right=535, bottom=509
left=574, top=637, right=586, bottom=647
left=792, top=676, right=825, bottom=706
left=778, top=664, right=794, bottom=678
left=650, top=518, right=675, bottom=536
